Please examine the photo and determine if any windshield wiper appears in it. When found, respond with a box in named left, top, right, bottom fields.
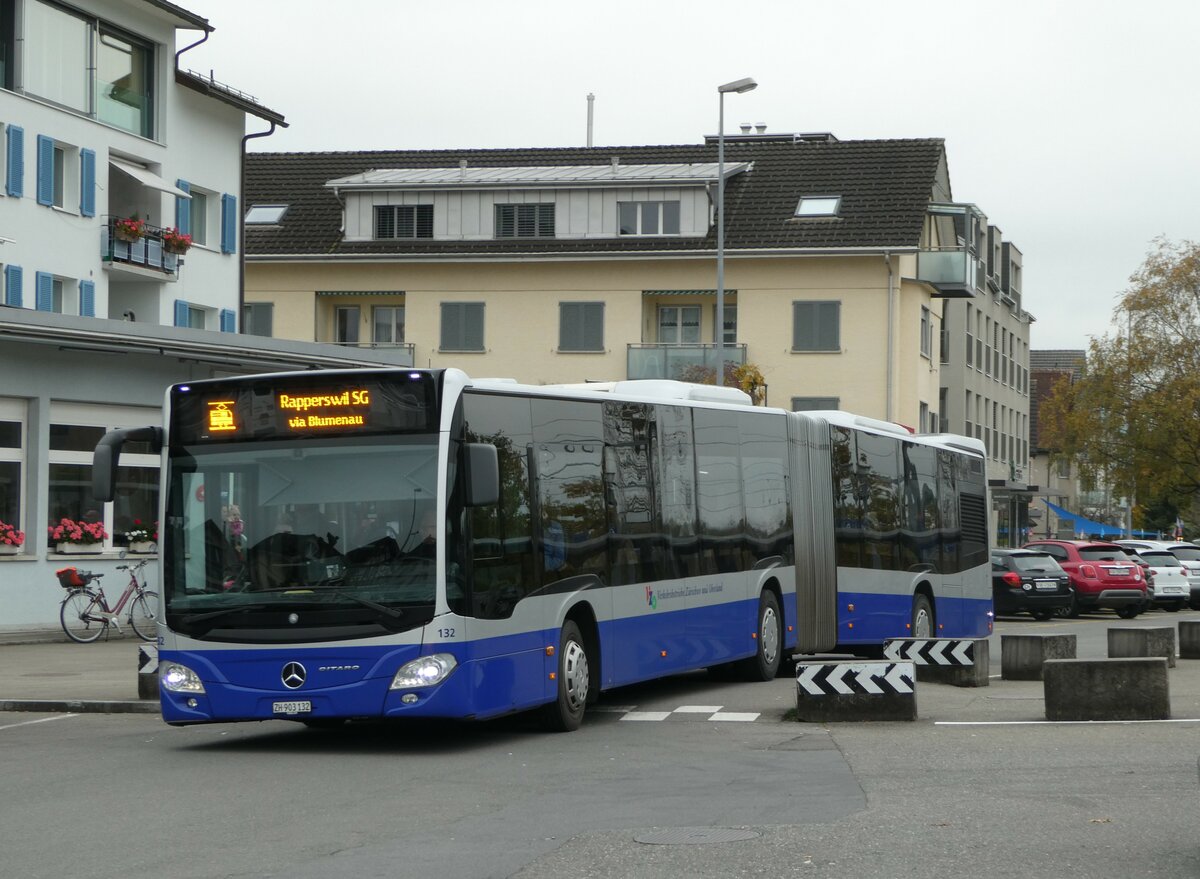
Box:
left=305, top=589, right=408, bottom=632
left=177, top=604, right=273, bottom=636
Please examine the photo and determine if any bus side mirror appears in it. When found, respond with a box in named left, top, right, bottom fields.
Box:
left=465, top=442, right=499, bottom=507
left=93, top=426, right=163, bottom=502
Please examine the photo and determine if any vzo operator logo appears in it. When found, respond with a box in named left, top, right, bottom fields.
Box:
left=645, top=586, right=657, bottom=610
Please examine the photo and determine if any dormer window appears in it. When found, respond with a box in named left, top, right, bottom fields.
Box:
left=495, top=203, right=554, bottom=238
left=794, top=196, right=841, bottom=217
left=618, top=201, right=681, bottom=236
left=375, top=204, right=433, bottom=239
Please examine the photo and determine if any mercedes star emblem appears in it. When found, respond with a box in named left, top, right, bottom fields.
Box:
left=281, top=662, right=306, bottom=689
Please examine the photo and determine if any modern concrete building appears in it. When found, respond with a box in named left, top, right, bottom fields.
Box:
left=0, top=1, right=409, bottom=633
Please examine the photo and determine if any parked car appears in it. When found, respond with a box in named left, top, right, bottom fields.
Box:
left=1129, top=549, right=1191, bottom=611
left=1021, top=539, right=1147, bottom=618
left=990, top=549, right=1073, bottom=620
left=1115, top=539, right=1200, bottom=610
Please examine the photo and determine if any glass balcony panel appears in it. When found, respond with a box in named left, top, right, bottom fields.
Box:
left=627, top=344, right=747, bottom=381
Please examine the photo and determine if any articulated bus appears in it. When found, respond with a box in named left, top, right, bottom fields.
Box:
left=93, top=368, right=990, bottom=731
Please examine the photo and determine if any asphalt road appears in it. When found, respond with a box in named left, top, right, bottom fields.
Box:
left=2, top=611, right=1198, bottom=879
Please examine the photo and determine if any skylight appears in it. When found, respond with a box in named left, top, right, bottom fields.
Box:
left=794, top=196, right=841, bottom=217
left=245, top=204, right=288, bottom=225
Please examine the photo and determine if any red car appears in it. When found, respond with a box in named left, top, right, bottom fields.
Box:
left=1021, top=540, right=1147, bottom=618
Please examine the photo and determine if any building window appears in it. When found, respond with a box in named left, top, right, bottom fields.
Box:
left=242, top=302, right=273, bottom=337
left=792, top=396, right=839, bottom=411
left=559, top=302, right=604, bottom=352
left=373, top=305, right=405, bottom=345
left=189, top=190, right=209, bottom=247
left=0, top=401, right=25, bottom=550
left=375, top=204, right=433, bottom=239
left=23, top=3, right=154, bottom=137
left=495, top=203, right=554, bottom=238
left=794, top=196, right=841, bottom=217
left=713, top=303, right=736, bottom=345
left=245, top=204, right=288, bottom=225
left=334, top=306, right=360, bottom=344
left=792, top=301, right=840, bottom=352
left=657, top=306, right=700, bottom=344
left=920, top=306, right=932, bottom=358
left=618, top=201, right=680, bottom=235
left=1056, top=457, right=1070, bottom=479
left=441, top=302, right=485, bottom=351
left=48, top=405, right=158, bottom=550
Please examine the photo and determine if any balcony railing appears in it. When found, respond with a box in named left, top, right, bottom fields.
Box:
left=332, top=341, right=415, bottom=366
left=627, top=343, right=747, bottom=381
left=101, top=218, right=180, bottom=277
left=916, top=247, right=983, bottom=298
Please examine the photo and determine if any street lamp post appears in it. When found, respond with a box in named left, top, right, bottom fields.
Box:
left=716, top=77, right=756, bottom=384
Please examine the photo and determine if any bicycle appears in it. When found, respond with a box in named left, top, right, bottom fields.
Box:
left=57, top=557, right=159, bottom=644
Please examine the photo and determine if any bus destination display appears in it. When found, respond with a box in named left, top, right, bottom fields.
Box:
left=173, top=373, right=436, bottom=444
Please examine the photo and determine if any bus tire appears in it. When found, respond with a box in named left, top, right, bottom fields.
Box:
left=911, top=593, right=934, bottom=638
left=739, top=591, right=783, bottom=681
left=540, top=620, right=590, bottom=732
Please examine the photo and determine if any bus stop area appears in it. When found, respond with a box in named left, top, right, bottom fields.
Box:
left=4, top=613, right=1200, bottom=722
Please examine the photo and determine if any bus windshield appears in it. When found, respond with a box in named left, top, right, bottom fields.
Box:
left=163, top=435, right=446, bottom=640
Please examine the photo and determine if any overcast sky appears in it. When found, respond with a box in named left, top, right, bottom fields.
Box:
left=182, top=0, right=1199, bottom=351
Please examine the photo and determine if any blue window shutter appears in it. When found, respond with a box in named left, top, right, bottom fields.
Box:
left=175, top=179, right=191, bottom=236
left=220, top=193, right=236, bottom=253
left=219, top=308, right=235, bottom=333
left=79, top=149, right=96, bottom=217
left=35, top=271, right=52, bottom=311
left=79, top=280, right=95, bottom=317
left=4, top=264, right=21, bottom=306
left=174, top=300, right=190, bottom=327
left=36, top=135, right=53, bottom=206
left=6, top=126, right=23, bottom=197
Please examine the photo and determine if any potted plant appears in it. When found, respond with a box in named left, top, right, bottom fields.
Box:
left=124, top=520, right=157, bottom=553
left=113, top=216, right=145, bottom=243
left=0, top=520, right=24, bottom=555
left=161, top=227, right=192, bottom=255
left=48, top=518, right=108, bottom=554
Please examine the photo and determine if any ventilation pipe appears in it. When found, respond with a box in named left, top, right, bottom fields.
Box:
left=587, top=93, right=595, bottom=147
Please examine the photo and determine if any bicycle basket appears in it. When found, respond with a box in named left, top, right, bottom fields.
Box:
left=56, top=567, right=86, bottom=589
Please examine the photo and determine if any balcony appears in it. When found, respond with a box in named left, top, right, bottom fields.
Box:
left=333, top=341, right=415, bottom=366
left=916, top=247, right=983, bottom=298
left=627, top=343, right=747, bottom=381
left=101, top=218, right=180, bottom=280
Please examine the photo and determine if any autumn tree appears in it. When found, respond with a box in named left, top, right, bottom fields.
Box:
left=1041, top=238, right=1200, bottom=524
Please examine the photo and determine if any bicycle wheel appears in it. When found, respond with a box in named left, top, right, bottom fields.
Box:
left=60, top=589, right=106, bottom=643
left=129, top=590, right=159, bottom=642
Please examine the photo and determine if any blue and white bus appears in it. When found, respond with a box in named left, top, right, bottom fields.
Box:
left=93, top=368, right=990, bottom=731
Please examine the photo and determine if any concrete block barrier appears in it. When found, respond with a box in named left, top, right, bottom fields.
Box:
left=137, top=643, right=159, bottom=701
left=1179, top=620, right=1200, bottom=660
left=1001, top=633, right=1077, bottom=681
left=1043, top=658, right=1170, bottom=721
left=883, top=638, right=989, bottom=687
left=1108, top=626, right=1176, bottom=668
left=795, top=661, right=916, bottom=722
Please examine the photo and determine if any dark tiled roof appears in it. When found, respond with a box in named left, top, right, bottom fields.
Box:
left=244, top=138, right=945, bottom=258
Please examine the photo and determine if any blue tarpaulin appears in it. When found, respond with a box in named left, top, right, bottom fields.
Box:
left=1042, top=499, right=1156, bottom=539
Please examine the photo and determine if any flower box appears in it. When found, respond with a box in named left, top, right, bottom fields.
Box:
left=129, top=541, right=155, bottom=554
left=0, top=544, right=21, bottom=556
left=113, top=218, right=145, bottom=243
left=57, top=542, right=103, bottom=554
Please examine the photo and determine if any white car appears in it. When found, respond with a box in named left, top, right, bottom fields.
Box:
left=1116, top=540, right=1200, bottom=610
left=1130, top=549, right=1191, bottom=611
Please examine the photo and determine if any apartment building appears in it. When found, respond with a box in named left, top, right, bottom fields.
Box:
left=0, top=1, right=410, bottom=633
left=1029, top=350, right=1087, bottom=537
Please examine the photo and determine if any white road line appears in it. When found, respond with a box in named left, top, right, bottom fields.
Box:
left=621, top=711, right=673, bottom=721
left=674, top=705, right=724, bottom=714
left=709, top=712, right=760, bottom=722
left=0, top=714, right=77, bottom=732
left=936, top=718, right=1200, bottom=726
left=591, top=705, right=638, bottom=713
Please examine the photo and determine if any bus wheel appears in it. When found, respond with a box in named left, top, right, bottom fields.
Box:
left=910, top=594, right=934, bottom=638
left=540, top=620, right=590, bottom=732
left=739, top=591, right=783, bottom=681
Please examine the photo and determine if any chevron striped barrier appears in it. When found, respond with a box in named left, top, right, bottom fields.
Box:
left=794, top=661, right=916, bottom=722
left=883, top=638, right=989, bottom=687
left=137, top=644, right=159, bottom=701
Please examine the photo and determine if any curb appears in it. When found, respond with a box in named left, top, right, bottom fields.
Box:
left=0, top=699, right=159, bottom=714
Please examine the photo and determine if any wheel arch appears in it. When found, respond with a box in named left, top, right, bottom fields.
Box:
left=563, top=600, right=601, bottom=702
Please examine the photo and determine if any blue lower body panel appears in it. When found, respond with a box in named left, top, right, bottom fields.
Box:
left=834, top=591, right=993, bottom=645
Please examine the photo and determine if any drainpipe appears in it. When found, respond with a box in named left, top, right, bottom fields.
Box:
left=240, top=124, right=278, bottom=332
left=174, top=30, right=210, bottom=66
left=884, top=251, right=895, bottom=422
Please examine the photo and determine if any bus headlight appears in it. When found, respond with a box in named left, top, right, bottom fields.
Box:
left=390, top=654, right=457, bottom=689
left=161, top=663, right=206, bottom=693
